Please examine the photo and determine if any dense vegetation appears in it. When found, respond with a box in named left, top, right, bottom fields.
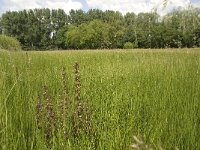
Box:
left=0, top=49, right=200, bottom=149
left=0, top=7, right=200, bottom=50
left=0, top=35, right=21, bottom=51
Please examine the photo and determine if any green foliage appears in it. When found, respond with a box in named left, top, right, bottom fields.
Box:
left=0, top=7, right=200, bottom=50
left=66, top=25, right=81, bottom=49
left=69, top=9, right=87, bottom=25
left=0, top=9, right=67, bottom=50
left=55, top=25, right=68, bottom=49
left=193, top=27, right=200, bottom=47
left=67, top=20, right=111, bottom=49
left=0, top=35, right=21, bottom=50
left=87, top=9, right=104, bottom=21
left=0, top=24, right=2, bottom=34
left=123, top=42, right=134, bottom=49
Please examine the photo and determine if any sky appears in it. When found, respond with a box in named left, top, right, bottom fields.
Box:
left=0, top=0, right=200, bottom=16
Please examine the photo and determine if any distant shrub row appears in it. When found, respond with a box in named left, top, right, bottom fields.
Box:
left=123, top=42, right=138, bottom=49
left=0, top=35, right=21, bottom=51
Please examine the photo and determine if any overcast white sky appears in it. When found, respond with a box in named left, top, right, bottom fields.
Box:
left=0, top=0, right=199, bottom=16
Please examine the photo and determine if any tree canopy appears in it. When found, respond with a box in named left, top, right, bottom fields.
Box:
left=0, top=7, right=200, bottom=50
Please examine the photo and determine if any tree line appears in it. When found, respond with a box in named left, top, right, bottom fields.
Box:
left=0, top=7, right=200, bottom=50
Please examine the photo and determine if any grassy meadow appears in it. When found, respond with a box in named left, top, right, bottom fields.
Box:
left=0, top=49, right=200, bottom=149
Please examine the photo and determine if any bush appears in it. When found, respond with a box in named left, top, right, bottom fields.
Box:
left=0, top=35, right=21, bottom=51
left=124, top=42, right=138, bottom=49
left=123, top=42, right=135, bottom=49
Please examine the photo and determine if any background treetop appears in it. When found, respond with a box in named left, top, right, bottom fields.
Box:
left=0, top=7, right=199, bottom=50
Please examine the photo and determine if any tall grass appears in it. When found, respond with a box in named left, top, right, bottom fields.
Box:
left=0, top=49, right=200, bottom=149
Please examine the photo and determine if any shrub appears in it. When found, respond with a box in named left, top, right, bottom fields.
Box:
left=123, top=42, right=135, bottom=49
left=0, top=35, right=21, bottom=51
